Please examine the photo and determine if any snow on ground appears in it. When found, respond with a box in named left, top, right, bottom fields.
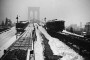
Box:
left=38, top=26, right=84, bottom=60
left=0, top=27, right=17, bottom=58
left=0, top=35, right=16, bottom=58
left=34, top=25, right=44, bottom=60
left=0, top=27, right=16, bottom=47
left=62, top=30, right=83, bottom=37
left=0, top=27, right=16, bottom=38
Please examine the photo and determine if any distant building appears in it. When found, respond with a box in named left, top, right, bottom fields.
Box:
left=66, top=24, right=83, bottom=35
left=67, top=24, right=79, bottom=31
left=85, top=22, right=90, bottom=35
left=5, top=17, right=12, bottom=27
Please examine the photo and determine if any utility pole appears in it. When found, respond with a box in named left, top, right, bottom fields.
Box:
left=16, top=15, right=19, bottom=39
left=16, top=15, right=19, bottom=23
left=44, top=17, right=46, bottom=23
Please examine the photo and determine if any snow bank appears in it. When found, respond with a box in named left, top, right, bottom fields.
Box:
left=38, top=26, right=84, bottom=60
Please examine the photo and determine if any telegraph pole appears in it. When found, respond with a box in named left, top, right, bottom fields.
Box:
left=44, top=17, right=46, bottom=23
left=16, top=15, right=19, bottom=39
left=16, top=15, right=19, bottom=23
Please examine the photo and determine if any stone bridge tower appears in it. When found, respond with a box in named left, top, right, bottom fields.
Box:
left=28, top=7, right=40, bottom=23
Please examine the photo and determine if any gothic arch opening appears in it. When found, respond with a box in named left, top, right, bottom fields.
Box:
left=35, top=11, right=38, bottom=20
left=30, top=11, right=33, bottom=20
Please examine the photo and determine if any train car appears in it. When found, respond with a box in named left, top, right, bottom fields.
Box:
left=44, top=19, right=65, bottom=32
left=16, top=21, right=29, bottom=33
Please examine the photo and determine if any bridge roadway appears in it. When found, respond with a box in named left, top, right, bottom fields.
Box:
left=0, top=23, right=88, bottom=60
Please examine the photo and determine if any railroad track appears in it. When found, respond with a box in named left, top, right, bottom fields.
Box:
left=0, top=25, right=34, bottom=60
left=8, top=28, right=32, bottom=50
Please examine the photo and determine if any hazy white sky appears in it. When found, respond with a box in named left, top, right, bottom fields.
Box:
left=0, top=0, right=90, bottom=26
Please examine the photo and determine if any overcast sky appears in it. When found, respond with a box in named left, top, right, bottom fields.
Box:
left=0, top=0, right=90, bottom=26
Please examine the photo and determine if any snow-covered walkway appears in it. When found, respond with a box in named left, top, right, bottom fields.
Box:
left=34, top=25, right=44, bottom=60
